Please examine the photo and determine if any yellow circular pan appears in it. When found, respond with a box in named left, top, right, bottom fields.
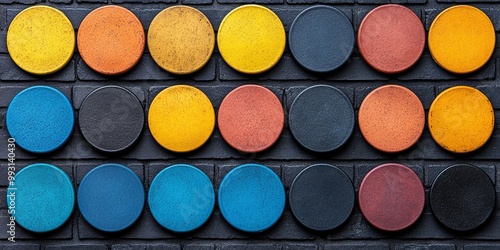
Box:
left=7, top=6, right=75, bottom=75
left=428, top=86, right=494, bottom=153
left=148, top=6, right=215, bottom=75
left=428, top=5, right=495, bottom=74
left=148, top=85, right=215, bottom=153
left=218, top=5, right=285, bottom=74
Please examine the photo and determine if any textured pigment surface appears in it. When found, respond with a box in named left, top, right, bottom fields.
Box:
left=2, top=0, right=500, bottom=249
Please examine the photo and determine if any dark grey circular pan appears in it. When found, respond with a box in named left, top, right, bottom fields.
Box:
left=430, top=164, right=495, bottom=232
left=289, top=85, right=355, bottom=153
left=289, top=5, right=354, bottom=73
left=79, top=85, right=144, bottom=153
left=289, top=164, right=354, bottom=231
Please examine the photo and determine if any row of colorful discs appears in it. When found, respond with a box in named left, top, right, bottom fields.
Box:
left=10, top=162, right=495, bottom=233
left=6, top=4, right=495, bottom=75
left=5, top=84, right=494, bottom=154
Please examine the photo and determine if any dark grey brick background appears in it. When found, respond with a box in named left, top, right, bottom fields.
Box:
left=1, top=0, right=500, bottom=249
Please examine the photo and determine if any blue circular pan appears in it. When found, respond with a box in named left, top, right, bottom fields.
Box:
left=78, top=163, right=145, bottom=232
left=289, top=5, right=354, bottom=73
left=218, top=163, right=285, bottom=232
left=6, top=86, right=74, bottom=153
left=10, top=163, right=75, bottom=233
left=148, top=164, right=215, bottom=233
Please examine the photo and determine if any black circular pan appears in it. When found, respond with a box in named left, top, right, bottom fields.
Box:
left=288, top=85, right=355, bottom=153
left=79, top=85, right=144, bottom=153
left=430, top=164, right=495, bottom=232
left=289, top=5, right=354, bottom=73
left=289, top=164, right=355, bottom=231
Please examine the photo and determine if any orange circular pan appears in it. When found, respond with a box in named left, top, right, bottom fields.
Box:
left=77, top=5, right=145, bottom=75
left=358, top=85, right=425, bottom=153
left=218, top=85, right=284, bottom=153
